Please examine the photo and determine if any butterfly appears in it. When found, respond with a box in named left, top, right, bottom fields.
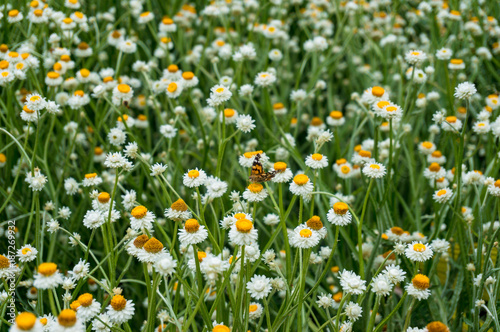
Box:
left=248, top=153, right=276, bottom=183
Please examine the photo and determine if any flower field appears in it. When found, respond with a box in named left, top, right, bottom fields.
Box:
left=1, top=0, right=500, bottom=331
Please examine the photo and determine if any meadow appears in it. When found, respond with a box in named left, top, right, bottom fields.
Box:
left=1, top=0, right=500, bottom=331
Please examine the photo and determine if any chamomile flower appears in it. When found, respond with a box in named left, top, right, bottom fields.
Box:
left=290, top=225, right=320, bottom=248
left=178, top=219, right=208, bottom=246
left=136, top=237, right=166, bottom=263
left=17, top=245, right=38, bottom=262
left=327, top=202, right=352, bottom=226
left=165, top=199, right=192, bottom=221
left=153, top=252, right=177, bottom=277
left=363, top=162, right=386, bottom=178
left=82, top=173, right=103, bottom=187
left=248, top=303, right=263, bottom=320
left=112, top=84, right=133, bottom=105
left=229, top=218, right=258, bottom=246
left=371, top=275, right=393, bottom=296
left=207, top=84, right=232, bottom=106
left=106, top=295, right=135, bottom=324
left=75, top=293, right=100, bottom=322
left=33, top=263, right=63, bottom=289
left=433, top=187, right=453, bottom=203
left=406, top=274, right=431, bottom=300
left=10, top=312, right=43, bottom=332
left=344, top=302, right=363, bottom=321
left=405, top=242, right=433, bottom=262
left=183, top=168, right=207, bottom=188
left=454, top=82, right=476, bottom=100
left=289, top=174, right=314, bottom=201
left=129, top=206, right=156, bottom=232
left=305, top=153, right=329, bottom=169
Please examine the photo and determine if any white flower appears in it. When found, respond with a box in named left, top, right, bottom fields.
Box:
left=83, top=210, right=105, bottom=229
left=363, top=162, right=386, bottom=178
left=254, top=71, right=277, bottom=87
left=183, top=168, right=207, bottom=187
left=104, top=152, right=128, bottom=169
left=106, top=295, right=135, bottom=324
left=246, top=275, right=272, bottom=299
left=383, top=264, right=406, bottom=284
left=338, top=270, right=366, bottom=295
left=406, top=274, right=431, bottom=300
left=160, top=124, right=178, bottom=138
left=17, top=245, right=38, bottom=262
left=108, top=128, right=126, bottom=147
left=433, top=187, right=453, bottom=203
left=405, top=242, right=433, bottom=262
left=242, top=183, right=268, bottom=202
left=317, top=294, right=333, bottom=309
left=289, top=174, right=314, bottom=201
left=405, top=50, right=427, bottom=65
left=236, top=115, right=256, bottom=133
left=290, top=225, right=321, bottom=248
left=178, top=219, right=208, bottom=246
left=344, top=302, right=363, bottom=321
left=229, top=219, right=258, bottom=246
left=205, top=176, right=228, bottom=198
left=25, top=93, right=47, bottom=111
left=305, top=154, right=329, bottom=169
left=69, top=259, right=90, bottom=280
left=454, top=82, right=477, bottom=100
left=327, top=202, right=352, bottom=226
left=150, top=163, right=167, bottom=176
left=431, top=239, right=450, bottom=254
left=207, top=84, right=232, bottom=106
left=91, top=314, right=112, bottom=332
left=371, top=275, right=393, bottom=296
left=153, top=252, right=177, bottom=277
left=33, top=263, right=64, bottom=289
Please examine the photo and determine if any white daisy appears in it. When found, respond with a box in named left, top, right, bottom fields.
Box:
left=178, top=219, right=208, bottom=246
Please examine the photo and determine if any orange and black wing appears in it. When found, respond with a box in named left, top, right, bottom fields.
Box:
left=251, top=154, right=264, bottom=176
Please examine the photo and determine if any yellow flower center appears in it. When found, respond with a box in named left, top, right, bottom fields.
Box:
left=293, top=174, right=309, bottom=186
left=167, top=64, right=178, bottom=73
left=224, top=108, right=235, bottom=117
left=21, top=247, right=32, bottom=255
left=235, top=219, right=253, bottom=233
left=426, top=321, right=449, bottom=332
left=0, top=60, right=8, bottom=69
left=143, top=237, right=164, bottom=253
left=117, top=84, right=131, bottom=93
left=40, top=317, right=48, bottom=325
left=171, top=198, right=188, bottom=212
left=306, top=216, right=323, bottom=230
left=377, top=100, right=390, bottom=109
left=182, top=71, right=194, bottom=80
left=333, top=291, right=342, bottom=302
left=47, top=71, right=60, bottom=79
left=390, top=227, right=404, bottom=235
left=77, top=293, right=93, bottom=307
left=299, top=229, right=313, bottom=238
left=494, top=179, right=500, bottom=188
left=15, top=312, right=37, bottom=330
left=445, top=116, right=457, bottom=123
left=333, top=202, right=349, bottom=215
left=212, top=325, right=230, bottom=332
left=63, top=18, right=73, bottom=24
left=412, top=274, right=430, bottom=290
left=0, top=255, right=10, bottom=269
left=311, top=153, right=323, bottom=161
left=369, top=164, right=380, bottom=170
left=133, top=235, right=149, bottom=249
left=167, top=82, right=178, bottom=93
left=79, top=68, right=90, bottom=77
left=188, top=169, right=200, bottom=178
left=371, top=86, right=385, bottom=97
left=58, top=309, right=77, bottom=327
left=234, top=213, right=246, bottom=219
left=248, top=183, right=263, bottom=193
left=38, top=262, right=57, bottom=276
left=215, top=87, right=225, bottom=93
left=429, top=162, right=441, bottom=172
left=198, top=251, right=207, bottom=262
left=249, top=304, right=258, bottom=312
left=274, top=162, right=287, bottom=172
left=8, top=10, right=19, bottom=17
left=131, top=206, right=148, bottom=219
left=273, top=102, right=284, bottom=110
left=140, top=11, right=150, bottom=17
left=23, top=106, right=35, bottom=114
left=385, top=106, right=397, bottom=112
left=85, top=173, right=97, bottom=179
left=413, top=243, right=426, bottom=252
left=98, top=192, right=110, bottom=203
left=184, top=219, right=200, bottom=233
left=329, top=110, right=343, bottom=119
left=436, top=189, right=447, bottom=197
left=341, top=165, right=351, bottom=174
left=359, top=150, right=371, bottom=158
left=110, top=295, right=127, bottom=311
